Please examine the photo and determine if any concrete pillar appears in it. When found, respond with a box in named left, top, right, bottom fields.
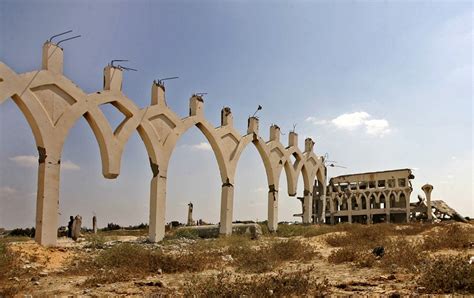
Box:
left=267, top=185, right=278, bottom=232
left=103, top=66, right=123, bottom=91
left=288, top=131, right=298, bottom=147
left=247, top=117, right=259, bottom=134
left=385, top=193, right=391, bottom=223
left=347, top=196, right=353, bottom=223
left=320, top=184, right=327, bottom=223
left=221, top=107, right=233, bottom=126
left=422, top=184, right=433, bottom=221
left=92, top=216, right=97, bottom=234
left=149, top=173, right=167, bottom=242
left=35, top=148, right=60, bottom=247
left=302, top=190, right=312, bottom=224
left=304, top=138, right=314, bottom=152
left=329, top=195, right=335, bottom=224
left=151, top=82, right=166, bottom=106
left=219, top=181, right=234, bottom=235
left=269, top=125, right=280, bottom=142
left=187, top=202, right=194, bottom=226
left=42, top=42, right=63, bottom=74
left=366, top=196, right=372, bottom=224
left=190, top=95, right=204, bottom=116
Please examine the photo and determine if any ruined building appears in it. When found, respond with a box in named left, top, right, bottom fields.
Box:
left=315, top=169, right=415, bottom=224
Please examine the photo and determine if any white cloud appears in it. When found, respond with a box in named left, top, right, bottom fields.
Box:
left=364, top=119, right=391, bottom=137
left=10, top=155, right=80, bottom=170
left=0, top=186, right=17, bottom=196
left=307, top=111, right=391, bottom=137
left=331, top=112, right=370, bottom=130
left=191, top=142, right=212, bottom=151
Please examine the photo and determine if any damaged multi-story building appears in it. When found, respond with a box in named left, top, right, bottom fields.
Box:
left=305, top=168, right=467, bottom=225
left=321, top=169, right=415, bottom=224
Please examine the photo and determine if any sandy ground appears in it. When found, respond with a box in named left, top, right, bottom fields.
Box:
left=1, top=225, right=473, bottom=296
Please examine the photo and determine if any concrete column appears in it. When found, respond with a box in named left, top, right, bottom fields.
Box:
left=347, top=196, right=353, bottom=223
left=219, top=181, right=234, bottom=235
left=267, top=185, right=278, bottom=231
left=92, top=216, right=97, bottom=234
left=35, top=149, right=60, bottom=247
left=149, top=174, right=167, bottom=242
left=151, top=82, right=166, bottom=106
left=42, top=42, right=63, bottom=74
left=366, top=196, right=372, bottom=224
left=422, top=184, right=433, bottom=221
left=405, top=190, right=412, bottom=222
left=385, top=193, right=391, bottom=223
left=320, top=185, right=327, bottom=223
left=302, top=190, right=312, bottom=224
left=103, top=66, right=123, bottom=91
left=329, top=195, right=335, bottom=224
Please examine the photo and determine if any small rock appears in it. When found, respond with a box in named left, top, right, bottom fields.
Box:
left=33, top=281, right=40, bottom=286
left=157, top=268, right=163, bottom=275
left=222, top=255, right=234, bottom=262
left=31, top=276, right=40, bottom=282
left=12, top=277, right=20, bottom=282
left=39, top=271, right=48, bottom=277
left=268, top=289, right=274, bottom=295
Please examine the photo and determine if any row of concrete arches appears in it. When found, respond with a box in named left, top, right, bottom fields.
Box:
left=0, top=42, right=326, bottom=246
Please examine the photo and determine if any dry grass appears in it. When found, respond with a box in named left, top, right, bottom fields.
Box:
left=422, top=224, right=472, bottom=251
left=228, top=239, right=316, bottom=273
left=82, top=242, right=222, bottom=285
left=380, top=238, right=424, bottom=273
left=183, top=268, right=330, bottom=296
left=0, top=242, right=29, bottom=296
left=418, top=255, right=474, bottom=294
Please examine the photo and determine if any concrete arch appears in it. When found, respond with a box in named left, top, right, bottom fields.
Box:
left=0, top=42, right=325, bottom=246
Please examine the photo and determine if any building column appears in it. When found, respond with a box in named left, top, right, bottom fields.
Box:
left=35, top=150, right=60, bottom=247
left=220, top=180, right=234, bottom=235
left=149, top=173, right=167, bottom=242
left=329, top=195, right=335, bottom=224
left=347, top=196, right=353, bottom=223
left=422, top=184, right=433, bottom=221
left=385, top=192, right=391, bottom=223
left=366, top=196, right=372, bottom=224
left=302, top=190, right=312, bottom=224
left=405, top=190, right=412, bottom=223
left=320, top=183, right=326, bottom=223
left=267, top=185, right=278, bottom=231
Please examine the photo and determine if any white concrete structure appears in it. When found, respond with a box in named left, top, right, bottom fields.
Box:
left=0, top=41, right=326, bottom=246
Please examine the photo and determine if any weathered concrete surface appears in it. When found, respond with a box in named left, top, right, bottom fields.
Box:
left=175, top=223, right=263, bottom=239
left=0, top=41, right=325, bottom=246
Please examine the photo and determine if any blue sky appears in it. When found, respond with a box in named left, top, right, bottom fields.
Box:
left=0, top=0, right=472, bottom=229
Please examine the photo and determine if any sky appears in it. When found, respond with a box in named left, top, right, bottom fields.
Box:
left=0, top=0, right=472, bottom=229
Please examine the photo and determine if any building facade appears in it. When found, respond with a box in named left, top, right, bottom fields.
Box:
left=322, top=169, right=415, bottom=224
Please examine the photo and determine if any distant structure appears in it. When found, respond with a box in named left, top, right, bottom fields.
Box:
left=187, top=202, right=195, bottom=226
left=321, top=169, right=415, bottom=224
left=92, top=216, right=97, bottom=234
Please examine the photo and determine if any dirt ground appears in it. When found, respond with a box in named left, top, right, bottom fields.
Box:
left=1, top=222, right=473, bottom=296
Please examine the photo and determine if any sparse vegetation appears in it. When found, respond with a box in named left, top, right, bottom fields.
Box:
left=418, top=255, right=474, bottom=294
left=229, top=238, right=316, bottom=273
left=2, top=222, right=472, bottom=295
left=184, top=268, right=330, bottom=296
left=422, top=224, right=472, bottom=251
